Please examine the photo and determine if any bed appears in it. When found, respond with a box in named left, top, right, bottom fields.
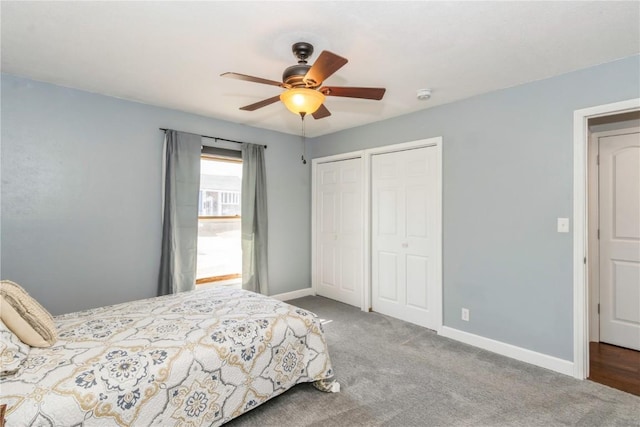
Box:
left=1, top=286, right=337, bottom=426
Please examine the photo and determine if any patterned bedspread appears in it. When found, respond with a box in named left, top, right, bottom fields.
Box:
left=1, top=287, right=335, bottom=426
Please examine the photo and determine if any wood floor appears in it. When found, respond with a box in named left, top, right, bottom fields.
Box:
left=589, top=342, right=640, bottom=396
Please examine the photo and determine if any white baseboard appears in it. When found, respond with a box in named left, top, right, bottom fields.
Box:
left=270, top=288, right=315, bottom=301
left=440, top=326, right=575, bottom=377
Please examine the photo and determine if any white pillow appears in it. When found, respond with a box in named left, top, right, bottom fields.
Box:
left=0, top=318, right=30, bottom=377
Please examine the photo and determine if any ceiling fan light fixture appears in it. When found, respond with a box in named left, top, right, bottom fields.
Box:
left=280, top=88, right=325, bottom=116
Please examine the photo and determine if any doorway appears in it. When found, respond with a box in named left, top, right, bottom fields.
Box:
left=586, top=113, right=640, bottom=395
left=573, top=99, right=640, bottom=391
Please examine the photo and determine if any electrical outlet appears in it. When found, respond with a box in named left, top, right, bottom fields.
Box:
left=461, top=308, right=470, bottom=321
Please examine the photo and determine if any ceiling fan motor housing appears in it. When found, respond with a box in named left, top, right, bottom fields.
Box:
left=283, top=64, right=312, bottom=87
left=283, top=42, right=315, bottom=88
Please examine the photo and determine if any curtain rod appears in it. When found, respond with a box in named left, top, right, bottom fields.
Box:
left=159, top=128, right=267, bottom=149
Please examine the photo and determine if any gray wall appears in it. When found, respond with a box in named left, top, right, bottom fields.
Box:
left=1, top=74, right=311, bottom=315
left=310, top=55, right=640, bottom=361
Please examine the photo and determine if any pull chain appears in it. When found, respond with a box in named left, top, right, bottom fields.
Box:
left=300, top=115, right=307, bottom=164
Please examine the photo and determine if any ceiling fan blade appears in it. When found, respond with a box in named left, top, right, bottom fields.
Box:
left=239, top=95, right=281, bottom=111
left=312, top=104, right=331, bottom=120
left=221, top=72, right=285, bottom=88
left=304, top=51, right=348, bottom=86
left=320, top=86, right=386, bottom=100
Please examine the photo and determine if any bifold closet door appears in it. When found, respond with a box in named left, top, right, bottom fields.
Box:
left=315, top=158, right=363, bottom=307
left=371, top=146, right=439, bottom=329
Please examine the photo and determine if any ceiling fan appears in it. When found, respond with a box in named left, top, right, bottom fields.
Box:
left=221, top=42, right=386, bottom=119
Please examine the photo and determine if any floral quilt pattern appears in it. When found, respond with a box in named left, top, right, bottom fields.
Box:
left=1, top=288, right=335, bottom=426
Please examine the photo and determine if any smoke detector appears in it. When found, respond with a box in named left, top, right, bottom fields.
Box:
left=417, top=89, right=432, bottom=100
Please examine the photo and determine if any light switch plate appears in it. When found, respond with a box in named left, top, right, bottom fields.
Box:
left=557, top=218, right=570, bottom=233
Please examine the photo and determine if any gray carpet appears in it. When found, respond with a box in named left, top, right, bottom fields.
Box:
left=228, top=296, right=640, bottom=426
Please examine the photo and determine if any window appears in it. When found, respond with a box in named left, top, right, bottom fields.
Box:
left=196, top=155, right=242, bottom=285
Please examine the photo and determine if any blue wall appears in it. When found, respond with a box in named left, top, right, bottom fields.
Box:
left=3, top=55, right=639, bottom=361
left=1, top=74, right=311, bottom=314
left=310, top=55, right=640, bottom=361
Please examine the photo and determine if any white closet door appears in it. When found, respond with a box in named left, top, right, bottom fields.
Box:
left=371, top=146, right=439, bottom=329
left=315, top=158, right=363, bottom=307
left=599, top=131, right=640, bottom=350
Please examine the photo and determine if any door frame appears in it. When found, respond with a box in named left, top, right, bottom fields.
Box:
left=311, top=151, right=366, bottom=309
left=364, top=137, right=443, bottom=332
left=572, top=98, right=640, bottom=379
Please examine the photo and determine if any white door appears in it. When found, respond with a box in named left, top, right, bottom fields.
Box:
left=371, top=146, right=439, bottom=329
left=315, top=158, right=363, bottom=307
left=599, top=130, right=640, bottom=350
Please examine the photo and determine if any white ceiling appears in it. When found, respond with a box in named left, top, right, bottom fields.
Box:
left=2, top=1, right=639, bottom=138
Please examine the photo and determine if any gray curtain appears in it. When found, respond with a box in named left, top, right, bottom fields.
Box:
left=158, top=130, right=202, bottom=295
left=241, top=143, right=269, bottom=294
